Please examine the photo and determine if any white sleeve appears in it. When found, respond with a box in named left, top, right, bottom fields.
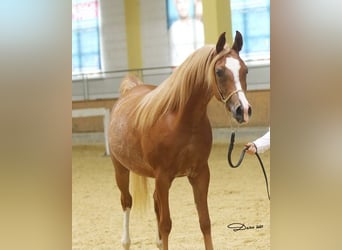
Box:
left=253, top=128, right=270, bottom=154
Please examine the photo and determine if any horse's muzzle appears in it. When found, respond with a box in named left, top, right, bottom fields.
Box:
left=234, top=104, right=252, bottom=123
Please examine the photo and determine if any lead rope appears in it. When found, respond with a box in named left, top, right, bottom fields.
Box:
left=227, top=131, right=271, bottom=200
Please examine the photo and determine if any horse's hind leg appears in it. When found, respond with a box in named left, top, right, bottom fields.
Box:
left=188, top=164, right=213, bottom=250
left=111, top=155, right=132, bottom=250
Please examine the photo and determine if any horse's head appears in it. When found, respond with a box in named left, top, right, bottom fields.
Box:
left=212, top=31, right=252, bottom=124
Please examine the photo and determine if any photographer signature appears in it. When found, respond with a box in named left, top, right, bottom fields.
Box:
left=227, top=223, right=264, bottom=232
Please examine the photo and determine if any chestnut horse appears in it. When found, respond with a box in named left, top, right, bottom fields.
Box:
left=109, top=31, right=251, bottom=250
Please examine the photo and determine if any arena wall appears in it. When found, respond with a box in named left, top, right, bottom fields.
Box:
left=72, top=89, right=269, bottom=133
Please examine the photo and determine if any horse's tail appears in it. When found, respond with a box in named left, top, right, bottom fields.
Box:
left=120, top=75, right=143, bottom=96
left=131, top=172, right=149, bottom=213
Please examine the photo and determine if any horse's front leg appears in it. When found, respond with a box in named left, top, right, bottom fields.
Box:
left=154, top=175, right=173, bottom=250
left=153, top=190, right=163, bottom=249
left=188, top=164, right=213, bottom=250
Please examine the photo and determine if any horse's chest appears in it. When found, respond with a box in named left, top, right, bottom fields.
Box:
left=174, top=144, right=209, bottom=176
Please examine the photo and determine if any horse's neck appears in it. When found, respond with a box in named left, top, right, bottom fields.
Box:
left=180, top=86, right=212, bottom=124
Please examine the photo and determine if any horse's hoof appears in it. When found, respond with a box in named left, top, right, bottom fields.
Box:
left=122, top=240, right=130, bottom=250
left=156, top=239, right=163, bottom=250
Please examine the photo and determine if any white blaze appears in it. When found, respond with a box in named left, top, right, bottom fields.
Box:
left=225, top=57, right=250, bottom=120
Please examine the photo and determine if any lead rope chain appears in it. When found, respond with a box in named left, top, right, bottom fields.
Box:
left=227, top=131, right=270, bottom=200
left=223, top=104, right=270, bottom=200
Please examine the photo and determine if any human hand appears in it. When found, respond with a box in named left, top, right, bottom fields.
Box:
left=245, top=142, right=257, bottom=155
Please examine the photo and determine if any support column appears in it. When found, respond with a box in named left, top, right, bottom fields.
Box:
left=202, top=0, right=233, bottom=45
left=124, top=0, right=142, bottom=69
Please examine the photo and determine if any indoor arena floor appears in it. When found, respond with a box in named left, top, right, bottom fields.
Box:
left=72, top=144, right=270, bottom=250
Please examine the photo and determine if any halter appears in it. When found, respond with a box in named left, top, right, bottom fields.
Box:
left=216, top=74, right=270, bottom=200
left=213, top=56, right=243, bottom=104
left=218, top=88, right=242, bottom=103
left=211, top=49, right=244, bottom=104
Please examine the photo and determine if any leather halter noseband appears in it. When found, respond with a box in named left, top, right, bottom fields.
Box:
left=218, top=88, right=242, bottom=103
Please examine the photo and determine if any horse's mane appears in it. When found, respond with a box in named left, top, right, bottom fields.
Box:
left=133, top=45, right=230, bottom=132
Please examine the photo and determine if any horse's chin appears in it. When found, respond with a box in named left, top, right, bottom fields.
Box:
left=234, top=115, right=245, bottom=124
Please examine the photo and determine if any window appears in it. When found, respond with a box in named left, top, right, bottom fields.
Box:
left=72, top=0, right=101, bottom=74
left=230, top=0, right=270, bottom=61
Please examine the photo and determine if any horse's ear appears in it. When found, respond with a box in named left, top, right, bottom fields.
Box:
left=232, top=30, right=243, bottom=53
left=216, top=32, right=226, bottom=54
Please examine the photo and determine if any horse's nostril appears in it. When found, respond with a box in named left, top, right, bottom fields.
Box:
left=234, top=105, right=244, bottom=123
left=236, top=105, right=243, bottom=117
left=234, top=105, right=250, bottom=123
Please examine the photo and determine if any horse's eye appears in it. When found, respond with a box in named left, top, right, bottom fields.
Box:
left=215, top=68, right=224, bottom=77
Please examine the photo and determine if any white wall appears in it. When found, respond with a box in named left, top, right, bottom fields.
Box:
left=140, top=0, right=170, bottom=68
left=99, top=0, right=128, bottom=71
left=98, top=0, right=170, bottom=71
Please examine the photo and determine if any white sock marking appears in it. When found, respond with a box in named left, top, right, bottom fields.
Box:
left=122, top=208, right=131, bottom=249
